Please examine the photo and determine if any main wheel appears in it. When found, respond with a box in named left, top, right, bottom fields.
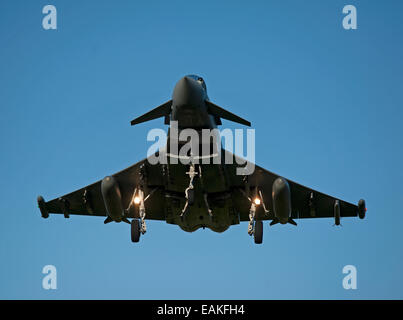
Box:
left=131, top=219, right=141, bottom=243
left=254, top=220, right=263, bottom=244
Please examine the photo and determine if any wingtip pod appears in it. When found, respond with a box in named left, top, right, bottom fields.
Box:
left=37, top=195, right=49, bottom=219
left=358, top=199, right=366, bottom=219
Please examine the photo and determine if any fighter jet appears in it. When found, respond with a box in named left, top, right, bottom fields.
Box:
left=37, top=75, right=366, bottom=244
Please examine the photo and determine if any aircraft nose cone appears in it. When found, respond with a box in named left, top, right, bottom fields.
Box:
left=173, top=76, right=204, bottom=107
left=175, top=76, right=191, bottom=95
left=180, top=76, right=190, bottom=86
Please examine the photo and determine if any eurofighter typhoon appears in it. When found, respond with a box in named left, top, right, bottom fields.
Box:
left=37, top=75, right=366, bottom=244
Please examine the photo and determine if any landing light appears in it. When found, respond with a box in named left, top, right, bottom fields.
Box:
left=134, top=196, right=140, bottom=204
left=254, top=198, right=261, bottom=205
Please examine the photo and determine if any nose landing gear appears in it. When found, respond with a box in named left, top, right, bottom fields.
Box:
left=180, top=162, right=198, bottom=220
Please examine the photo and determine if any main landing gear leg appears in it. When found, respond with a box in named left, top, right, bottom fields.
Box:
left=248, top=202, right=263, bottom=243
left=248, top=202, right=256, bottom=236
left=127, top=187, right=157, bottom=243
left=136, top=189, right=147, bottom=235
left=128, top=188, right=147, bottom=243
left=240, top=187, right=268, bottom=244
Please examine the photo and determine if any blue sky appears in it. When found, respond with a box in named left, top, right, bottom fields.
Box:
left=1, top=0, right=402, bottom=299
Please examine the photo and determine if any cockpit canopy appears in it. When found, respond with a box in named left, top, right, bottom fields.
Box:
left=186, top=74, right=207, bottom=92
